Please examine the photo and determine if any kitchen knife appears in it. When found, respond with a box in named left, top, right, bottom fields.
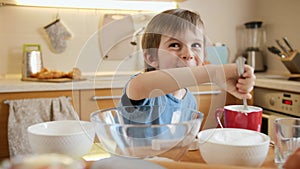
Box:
left=267, top=46, right=286, bottom=58
left=282, top=37, right=294, bottom=52
left=275, top=39, right=289, bottom=54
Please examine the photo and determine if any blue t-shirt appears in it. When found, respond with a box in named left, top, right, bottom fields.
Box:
left=117, top=74, right=198, bottom=139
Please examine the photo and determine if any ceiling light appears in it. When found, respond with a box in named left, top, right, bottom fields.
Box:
left=1, top=0, right=177, bottom=11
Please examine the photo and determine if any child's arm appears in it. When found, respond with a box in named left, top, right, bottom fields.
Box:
left=284, top=147, right=300, bottom=169
left=126, top=64, right=255, bottom=101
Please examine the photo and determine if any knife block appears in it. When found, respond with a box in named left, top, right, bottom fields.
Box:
left=280, top=50, right=300, bottom=74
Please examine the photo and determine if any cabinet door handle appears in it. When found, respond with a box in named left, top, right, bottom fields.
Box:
left=262, top=113, right=270, bottom=119
left=92, top=90, right=221, bottom=100
left=191, top=90, right=222, bottom=95
left=92, top=96, right=122, bottom=100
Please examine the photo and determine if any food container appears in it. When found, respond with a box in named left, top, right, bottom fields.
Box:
left=22, top=44, right=44, bottom=80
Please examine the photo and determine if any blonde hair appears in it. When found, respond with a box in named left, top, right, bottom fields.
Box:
left=142, top=8, right=205, bottom=71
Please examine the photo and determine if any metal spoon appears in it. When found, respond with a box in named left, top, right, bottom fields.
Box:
left=236, top=56, right=249, bottom=111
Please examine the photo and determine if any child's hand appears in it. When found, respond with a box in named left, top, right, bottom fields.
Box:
left=236, top=64, right=255, bottom=99
left=222, top=64, right=256, bottom=100
left=284, top=147, right=300, bottom=169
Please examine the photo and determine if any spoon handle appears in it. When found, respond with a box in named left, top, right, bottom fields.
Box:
left=236, top=57, right=249, bottom=110
left=243, top=98, right=248, bottom=110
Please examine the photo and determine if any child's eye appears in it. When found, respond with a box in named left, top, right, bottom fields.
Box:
left=192, top=43, right=202, bottom=48
left=169, top=43, right=180, bottom=49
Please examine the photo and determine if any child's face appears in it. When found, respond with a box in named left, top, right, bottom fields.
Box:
left=156, top=29, right=204, bottom=69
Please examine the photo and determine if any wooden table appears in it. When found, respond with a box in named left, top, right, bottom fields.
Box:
left=84, top=144, right=277, bottom=169
left=150, top=147, right=277, bottom=169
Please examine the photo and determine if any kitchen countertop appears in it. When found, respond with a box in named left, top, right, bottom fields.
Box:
left=0, top=73, right=299, bottom=93
left=0, top=74, right=129, bottom=93
left=255, top=73, right=300, bottom=93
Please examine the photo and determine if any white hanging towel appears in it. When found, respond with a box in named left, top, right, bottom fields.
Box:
left=6, top=96, right=79, bottom=157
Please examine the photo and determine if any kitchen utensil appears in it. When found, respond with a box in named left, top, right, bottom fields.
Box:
left=198, top=128, right=270, bottom=167
left=90, top=105, right=204, bottom=161
left=44, top=19, right=72, bottom=53
left=236, top=56, right=248, bottom=111
left=267, top=46, right=286, bottom=58
left=283, top=37, right=294, bottom=52
left=22, top=44, right=43, bottom=80
left=275, top=39, right=288, bottom=54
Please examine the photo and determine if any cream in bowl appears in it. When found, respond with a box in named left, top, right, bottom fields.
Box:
left=197, top=128, right=270, bottom=167
left=27, top=120, right=95, bottom=157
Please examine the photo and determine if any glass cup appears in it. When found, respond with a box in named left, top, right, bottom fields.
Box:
left=274, top=118, right=300, bottom=168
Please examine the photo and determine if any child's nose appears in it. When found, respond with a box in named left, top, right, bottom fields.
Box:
left=180, top=47, right=194, bottom=60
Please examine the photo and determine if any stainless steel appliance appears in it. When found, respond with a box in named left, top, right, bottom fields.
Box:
left=243, top=21, right=266, bottom=72
left=254, top=87, right=300, bottom=141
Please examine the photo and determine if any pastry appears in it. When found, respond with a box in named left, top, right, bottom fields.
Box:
left=30, top=67, right=81, bottom=79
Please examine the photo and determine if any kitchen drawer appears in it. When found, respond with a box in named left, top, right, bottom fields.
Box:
left=80, top=85, right=222, bottom=129
left=80, top=88, right=123, bottom=121
left=226, top=91, right=254, bottom=106
left=188, top=84, right=223, bottom=129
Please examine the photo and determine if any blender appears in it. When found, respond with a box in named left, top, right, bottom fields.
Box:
left=243, top=21, right=266, bottom=72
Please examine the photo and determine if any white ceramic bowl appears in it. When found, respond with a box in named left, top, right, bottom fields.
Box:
left=197, top=128, right=270, bottom=167
left=27, top=120, right=95, bottom=157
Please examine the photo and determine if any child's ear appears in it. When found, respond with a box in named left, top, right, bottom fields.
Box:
left=144, top=53, right=158, bottom=68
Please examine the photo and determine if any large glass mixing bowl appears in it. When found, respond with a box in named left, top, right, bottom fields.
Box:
left=90, top=105, right=203, bottom=161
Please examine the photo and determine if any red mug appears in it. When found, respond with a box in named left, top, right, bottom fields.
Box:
left=215, top=105, right=262, bottom=132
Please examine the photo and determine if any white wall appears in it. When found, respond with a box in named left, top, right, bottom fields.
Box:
left=0, top=6, right=148, bottom=77
left=1, top=0, right=300, bottom=77
left=0, top=6, right=101, bottom=75
left=256, top=0, right=300, bottom=74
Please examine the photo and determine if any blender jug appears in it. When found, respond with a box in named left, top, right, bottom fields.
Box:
left=243, top=21, right=266, bottom=72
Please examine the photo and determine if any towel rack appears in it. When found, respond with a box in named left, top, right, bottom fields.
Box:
left=3, top=100, right=9, bottom=104
left=3, top=96, right=72, bottom=105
